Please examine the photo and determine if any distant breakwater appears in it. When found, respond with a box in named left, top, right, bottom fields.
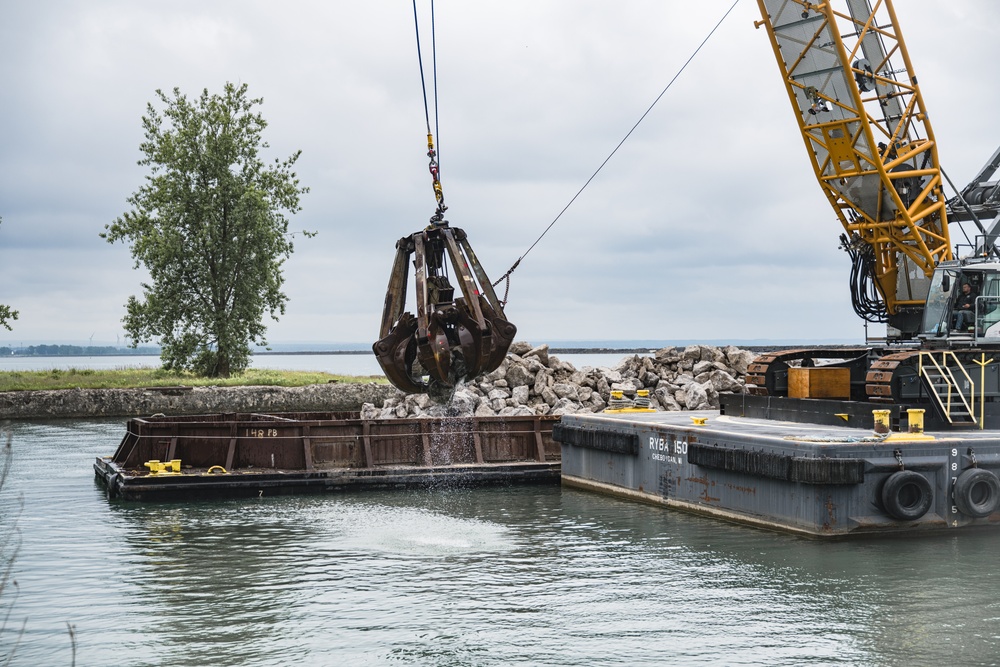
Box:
left=0, top=382, right=395, bottom=420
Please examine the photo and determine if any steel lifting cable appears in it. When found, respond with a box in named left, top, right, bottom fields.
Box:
left=412, top=0, right=447, bottom=225
left=492, top=0, right=741, bottom=304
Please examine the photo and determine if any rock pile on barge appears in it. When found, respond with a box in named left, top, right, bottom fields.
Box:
left=363, top=342, right=756, bottom=419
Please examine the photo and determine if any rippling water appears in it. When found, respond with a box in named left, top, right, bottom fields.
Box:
left=3, top=419, right=1000, bottom=666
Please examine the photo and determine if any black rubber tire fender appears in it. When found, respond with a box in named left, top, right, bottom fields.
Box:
left=881, top=470, right=933, bottom=521
left=953, top=468, right=1000, bottom=519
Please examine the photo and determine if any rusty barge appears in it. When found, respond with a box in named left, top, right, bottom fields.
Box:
left=95, top=412, right=560, bottom=500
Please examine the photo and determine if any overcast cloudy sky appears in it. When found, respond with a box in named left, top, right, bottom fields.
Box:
left=1, top=1, right=997, bottom=348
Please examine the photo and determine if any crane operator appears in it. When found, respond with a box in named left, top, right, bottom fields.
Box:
left=954, top=282, right=977, bottom=331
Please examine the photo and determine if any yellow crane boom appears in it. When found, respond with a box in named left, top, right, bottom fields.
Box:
left=756, top=0, right=951, bottom=336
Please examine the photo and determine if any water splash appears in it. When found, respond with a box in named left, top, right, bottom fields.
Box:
left=330, top=503, right=516, bottom=557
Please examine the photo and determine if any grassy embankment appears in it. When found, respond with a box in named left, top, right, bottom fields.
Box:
left=0, top=367, right=387, bottom=392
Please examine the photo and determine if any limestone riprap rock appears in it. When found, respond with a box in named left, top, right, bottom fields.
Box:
left=363, top=342, right=758, bottom=419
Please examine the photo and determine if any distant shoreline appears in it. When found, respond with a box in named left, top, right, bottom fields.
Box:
left=2, top=348, right=656, bottom=358
left=2, top=344, right=863, bottom=359
left=254, top=349, right=687, bottom=356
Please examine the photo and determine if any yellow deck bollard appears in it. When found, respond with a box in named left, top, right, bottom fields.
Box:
left=884, top=408, right=934, bottom=441
left=872, top=409, right=891, bottom=435
left=143, top=459, right=182, bottom=475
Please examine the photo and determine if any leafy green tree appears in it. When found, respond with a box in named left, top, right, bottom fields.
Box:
left=0, top=305, right=15, bottom=333
left=0, top=217, right=18, bottom=332
left=103, top=83, right=309, bottom=377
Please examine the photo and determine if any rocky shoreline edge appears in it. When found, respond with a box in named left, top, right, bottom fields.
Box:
left=0, top=382, right=397, bottom=421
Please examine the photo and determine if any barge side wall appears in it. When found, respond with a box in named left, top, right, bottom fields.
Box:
left=556, top=413, right=1000, bottom=536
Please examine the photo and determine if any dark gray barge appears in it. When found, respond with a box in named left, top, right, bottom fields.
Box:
left=96, top=412, right=560, bottom=501
left=554, top=409, right=1000, bottom=537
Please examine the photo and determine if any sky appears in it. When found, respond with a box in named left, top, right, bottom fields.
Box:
left=1, top=0, right=998, bottom=348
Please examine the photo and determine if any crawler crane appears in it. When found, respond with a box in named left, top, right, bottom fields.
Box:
left=735, top=0, right=1000, bottom=429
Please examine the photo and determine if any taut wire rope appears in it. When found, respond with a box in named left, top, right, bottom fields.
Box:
left=492, top=0, right=741, bottom=302
left=411, top=0, right=433, bottom=139
left=412, top=0, right=447, bottom=224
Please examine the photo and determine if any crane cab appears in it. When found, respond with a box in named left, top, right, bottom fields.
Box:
left=920, top=260, right=1000, bottom=344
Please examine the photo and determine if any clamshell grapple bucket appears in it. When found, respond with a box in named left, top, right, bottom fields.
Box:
left=373, top=225, right=516, bottom=394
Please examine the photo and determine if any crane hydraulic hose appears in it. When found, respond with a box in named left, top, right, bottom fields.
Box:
left=840, top=234, right=888, bottom=323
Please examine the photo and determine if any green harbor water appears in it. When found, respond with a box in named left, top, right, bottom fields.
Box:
left=2, top=418, right=1000, bottom=666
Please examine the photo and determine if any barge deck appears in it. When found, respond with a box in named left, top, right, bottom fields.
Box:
left=96, top=412, right=560, bottom=500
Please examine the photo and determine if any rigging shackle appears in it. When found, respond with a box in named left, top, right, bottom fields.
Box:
left=426, top=133, right=447, bottom=226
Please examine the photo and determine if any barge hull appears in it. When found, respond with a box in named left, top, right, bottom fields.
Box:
left=555, top=410, right=1000, bottom=537
left=97, top=412, right=560, bottom=501
left=96, top=456, right=558, bottom=501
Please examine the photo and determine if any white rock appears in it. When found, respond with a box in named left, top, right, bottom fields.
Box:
left=524, top=344, right=550, bottom=366
left=611, top=380, right=640, bottom=393
left=550, top=401, right=580, bottom=415
left=710, top=369, right=742, bottom=393
left=505, top=363, right=535, bottom=388
left=552, top=382, right=580, bottom=400
left=725, top=348, right=756, bottom=375
left=484, top=359, right=509, bottom=382
left=681, top=346, right=702, bottom=362
left=509, top=341, right=534, bottom=355
left=533, top=371, right=550, bottom=396
left=654, top=386, right=682, bottom=411
left=524, top=357, right=546, bottom=374
left=601, top=369, right=623, bottom=384
left=487, top=388, right=511, bottom=401
left=684, top=382, right=711, bottom=411
left=692, top=360, right=715, bottom=376
left=405, top=393, right=433, bottom=411
left=541, top=387, right=559, bottom=406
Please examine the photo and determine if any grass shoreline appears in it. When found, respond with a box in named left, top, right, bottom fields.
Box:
left=0, top=367, right=386, bottom=393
